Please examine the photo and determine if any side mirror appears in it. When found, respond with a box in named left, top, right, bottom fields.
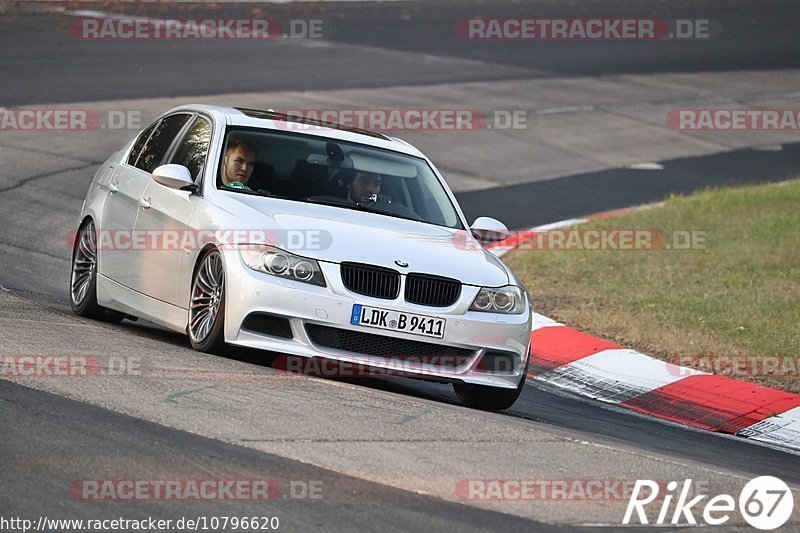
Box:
left=470, top=217, right=509, bottom=243
left=152, top=164, right=197, bottom=192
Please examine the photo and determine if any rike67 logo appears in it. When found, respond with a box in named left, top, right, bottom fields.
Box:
left=623, top=476, right=794, bottom=529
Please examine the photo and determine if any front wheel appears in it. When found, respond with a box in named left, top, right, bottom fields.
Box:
left=188, top=249, right=227, bottom=354
left=453, top=355, right=529, bottom=410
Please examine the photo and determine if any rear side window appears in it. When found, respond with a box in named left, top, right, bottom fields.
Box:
left=135, top=114, right=191, bottom=173
left=127, top=121, right=157, bottom=167
left=169, top=116, right=212, bottom=181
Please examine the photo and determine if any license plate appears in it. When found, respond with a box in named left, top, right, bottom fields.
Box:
left=351, top=304, right=445, bottom=339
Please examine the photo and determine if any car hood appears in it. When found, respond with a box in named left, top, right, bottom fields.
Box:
left=232, top=197, right=511, bottom=287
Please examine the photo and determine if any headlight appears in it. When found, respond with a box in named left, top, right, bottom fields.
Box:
left=469, top=286, right=526, bottom=314
left=239, top=245, right=326, bottom=286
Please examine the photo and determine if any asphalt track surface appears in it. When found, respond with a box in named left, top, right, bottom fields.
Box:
left=2, top=1, right=800, bottom=530
left=1, top=379, right=559, bottom=532
left=2, top=0, right=800, bottom=105
left=458, top=142, right=800, bottom=230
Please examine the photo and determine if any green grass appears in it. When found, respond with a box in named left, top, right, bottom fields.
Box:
left=506, top=180, right=800, bottom=392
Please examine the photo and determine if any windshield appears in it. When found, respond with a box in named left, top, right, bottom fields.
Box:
left=217, top=128, right=464, bottom=229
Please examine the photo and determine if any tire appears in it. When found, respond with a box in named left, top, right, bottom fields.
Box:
left=188, top=249, right=227, bottom=354
left=453, top=354, right=529, bottom=411
left=70, top=220, right=123, bottom=323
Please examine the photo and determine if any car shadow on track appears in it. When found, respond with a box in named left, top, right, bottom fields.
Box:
left=110, top=315, right=469, bottom=408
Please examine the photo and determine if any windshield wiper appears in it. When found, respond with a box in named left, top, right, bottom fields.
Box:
left=300, top=196, right=364, bottom=209
left=223, top=186, right=286, bottom=199
left=299, top=196, right=423, bottom=223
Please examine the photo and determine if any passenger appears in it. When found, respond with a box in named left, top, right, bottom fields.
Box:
left=221, top=137, right=257, bottom=187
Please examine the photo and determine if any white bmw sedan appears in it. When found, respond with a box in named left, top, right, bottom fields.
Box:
left=70, top=105, right=532, bottom=409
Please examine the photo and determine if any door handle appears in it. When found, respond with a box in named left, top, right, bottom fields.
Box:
left=108, top=182, right=119, bottom=193
left=138, top=197, right=151, bottom=209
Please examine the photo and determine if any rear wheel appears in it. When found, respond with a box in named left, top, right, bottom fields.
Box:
left=453, top=355, right=529, bottom=410
left=188, top=249, right=227, bottom=354
left=70, top=220, right=123, bottom=323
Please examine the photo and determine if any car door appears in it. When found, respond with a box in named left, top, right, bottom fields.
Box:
left=98, top=120, right=157, bottom=286
left=101, top=113, right=192, bottom=288
left=130, top=114, right=212, bottom=306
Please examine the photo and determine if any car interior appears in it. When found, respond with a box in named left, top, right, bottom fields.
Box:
left=217, top=131, right=458, bottom=228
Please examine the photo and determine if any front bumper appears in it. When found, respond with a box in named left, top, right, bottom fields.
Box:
left=222, top=249, right=532, bottom=389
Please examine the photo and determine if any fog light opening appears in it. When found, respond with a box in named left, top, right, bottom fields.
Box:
left=475, top=351, right=517, bottom=374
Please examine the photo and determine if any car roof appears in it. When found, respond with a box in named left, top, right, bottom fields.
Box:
left=164, top=104, right=426, bottom=158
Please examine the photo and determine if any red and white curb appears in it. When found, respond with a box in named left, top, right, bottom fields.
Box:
left=487, top=204, right=663, bottom=258
left=490, top=209, right=800, bottom=452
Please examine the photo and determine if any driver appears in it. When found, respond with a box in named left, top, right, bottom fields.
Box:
left=221, top=137, right=257, bottom=187
left=333, top=168, right=421, bottom=220
left=343, top=169, right=385, bottom=204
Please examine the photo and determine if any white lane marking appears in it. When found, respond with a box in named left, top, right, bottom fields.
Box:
left=535, top=105, right=595, bottom=115
left=626, top=162, right=664, bottom=170
left=67, top=10, right=113, bottom=18
left=531, top=218, right=589, bottom=231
